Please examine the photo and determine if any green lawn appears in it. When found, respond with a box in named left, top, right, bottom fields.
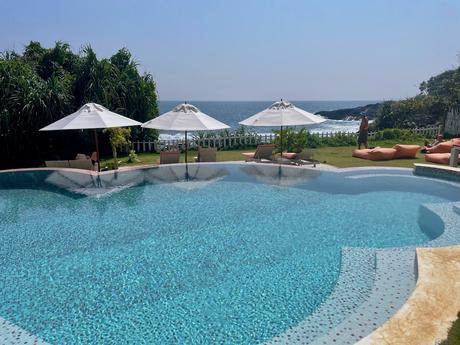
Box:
left=441, top=312, right=460, bottom=345
left=101, top=139, right=430, bottom=170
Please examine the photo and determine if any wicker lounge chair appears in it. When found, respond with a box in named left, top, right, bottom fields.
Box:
left=45, top=160, right=71, bottom=168
left=295, top=149, right=320, bottom=167
left=194, top=147, right=217, bottom=162
left=69, top=159, right=95, bottom=170
left=242, top=144, right=275, bottom=162
left=159, top=151, right=180, bottom=164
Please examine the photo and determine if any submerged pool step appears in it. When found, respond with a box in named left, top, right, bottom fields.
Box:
left=309, top=248, right=417, bottom=345
left=266, top=248, right=376, bottom=345
left=0, top=317, right=49, bottom=345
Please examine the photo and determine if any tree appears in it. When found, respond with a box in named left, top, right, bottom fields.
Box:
left=374, top=65, right=460, bottom=130
left=103, top=128, right=131, bottom=169
left=0, top=41, right=159, bottom=169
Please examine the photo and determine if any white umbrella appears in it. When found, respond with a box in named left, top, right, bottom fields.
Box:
left=141, top=102, right=230, bottom=163
left=239, top=100, right=325, bottom=159
left=40, top=103, right=142, bottom=172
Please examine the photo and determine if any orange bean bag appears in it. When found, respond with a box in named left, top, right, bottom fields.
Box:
left=393, top=144, right=421, bottom=159
left=425, top=153, right=460, bottom=165
left=426, top=139, right=460, bottom=154
left=352, top=149, right=373, bottom=159
left=352, top=148, right=397, bottom=161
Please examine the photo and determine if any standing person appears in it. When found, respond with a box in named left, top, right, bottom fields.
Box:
left=358, top=114, right=369, bottom=149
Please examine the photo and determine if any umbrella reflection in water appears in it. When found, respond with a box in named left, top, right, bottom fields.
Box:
left=146, top=164, right=229, bottom=191
left=241, top=164, right=320, bottom=187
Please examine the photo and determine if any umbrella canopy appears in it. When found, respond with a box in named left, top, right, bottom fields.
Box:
left=40, top=103, right=142, bottom=172
left=239, top=100, right=325, bottom=127
left=142, top=103, right=229, bottom=163
left=239, top=100, right=325, bottom=160
left=142, top=103, right=229, bottom=131
left=40, top=103, right=142, bottom=131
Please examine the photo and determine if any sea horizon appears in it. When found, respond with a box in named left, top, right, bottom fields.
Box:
left=157, top=100, right=375, bottom=139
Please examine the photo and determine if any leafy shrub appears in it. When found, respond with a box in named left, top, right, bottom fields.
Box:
left=372, top=128, right=424, bottom=141
left=103, top=127, right=131, bottom=169
left=322, top=133, right=357, bottom=147
left=272, top=127, right=426, bottom=152
left=127, top=150, right=139, bottom=163
left=273, top=128, right=310, bottom=152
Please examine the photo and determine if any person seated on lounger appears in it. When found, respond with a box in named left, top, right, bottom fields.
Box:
left=421, top=135, right=444, bottom=153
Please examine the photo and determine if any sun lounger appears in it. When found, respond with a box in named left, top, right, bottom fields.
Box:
left=159, top=151, right=180, bottom=164
left=45, top=160, right=71, bottom=168
left=242, top=144, right=275, bottom=162
left=75, top=153, right=90, bottom=160
left=295, top=149, right=320, bottom=167
left=194, top=147, right=217, bottom=162
left=45, top=159, right=96, bottom=171
left=69, top=159, right=95, bottom=170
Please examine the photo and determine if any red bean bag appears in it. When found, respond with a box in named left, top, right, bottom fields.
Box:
left=425, top=153, right=460, bottom=165
left=393, top=144, right=421, bottom=159
left=352, top=148, right=397, bottom=161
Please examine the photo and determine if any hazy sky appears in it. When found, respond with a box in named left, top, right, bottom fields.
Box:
left=1, top=0, right=459, bottom=101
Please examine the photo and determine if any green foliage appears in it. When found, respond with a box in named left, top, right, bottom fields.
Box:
left=0, top=41, right=159, bottom=168
left=127, top=149, right=140, bottom=163
left=440, top=311, right=460, bottom=345
left=102, top=128, right=131, bottom=169
left=322, top=132, right=357, bottom=147
left=272, top=128, right=357, bottom=152
left=374, top=65, right=460, bottom=130
left=421, top=67, right=460, bottom=108
left=374, top=96, right=445, bottom=130
left=270, top=127, right=425, bottom=152
left=372, top=128, right=424, bottom=141
left=273, top=128, right=308, bottom=152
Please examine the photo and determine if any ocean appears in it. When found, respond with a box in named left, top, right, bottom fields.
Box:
left=158, top=100, right=375, bottom=139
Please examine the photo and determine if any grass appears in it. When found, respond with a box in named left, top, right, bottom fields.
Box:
left=441, top=312, right=460, bottom=345
left=100, top=138, right=430, bottom=170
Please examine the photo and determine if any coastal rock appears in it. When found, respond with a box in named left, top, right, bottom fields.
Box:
left=316, top=103, right=381, bottom=120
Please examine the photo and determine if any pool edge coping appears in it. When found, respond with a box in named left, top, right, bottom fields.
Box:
left=356, top=245, right=460, bottom=345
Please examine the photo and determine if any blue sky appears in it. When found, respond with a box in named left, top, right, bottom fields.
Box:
left=1, top=0, right=459, bottom=101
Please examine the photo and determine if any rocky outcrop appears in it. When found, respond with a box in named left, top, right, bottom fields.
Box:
left=316, top=103, right=381, bottom=120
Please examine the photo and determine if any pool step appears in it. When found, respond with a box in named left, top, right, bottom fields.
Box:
left=0, top=317, right=49, bottom=345
left=309, top=248, right=417, bottom=345
left=423, top=202, right=460, bottom=247
left=266, top=248, right=376, bottom=344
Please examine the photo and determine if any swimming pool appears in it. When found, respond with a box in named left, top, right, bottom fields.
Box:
left=0, top=163, right=459, bottom=344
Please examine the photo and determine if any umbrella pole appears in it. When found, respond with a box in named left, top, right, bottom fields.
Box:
left=280, top=125, right=283, bottom=163
left=184, top=130, right=188, bottom=164
left=94, top=129, right=101, bottom=173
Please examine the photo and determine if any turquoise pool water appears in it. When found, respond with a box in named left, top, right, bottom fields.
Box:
left=0, top=164, right=459, bottom=344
